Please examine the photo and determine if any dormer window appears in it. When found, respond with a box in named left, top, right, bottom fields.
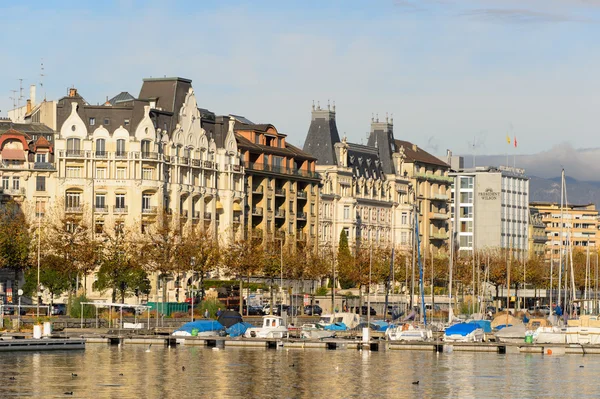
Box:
left=103, top=118, right=110, bottom=125
left=254, top=134, right=260, bottom=144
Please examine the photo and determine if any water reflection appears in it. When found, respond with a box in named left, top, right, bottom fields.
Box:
left=0, top=345, right=599, bottom=398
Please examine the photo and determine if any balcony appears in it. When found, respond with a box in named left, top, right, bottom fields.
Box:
left=65, top=206, right=83, bottom=214
left=141, top=152, right=159, bottom=160
left=115, top=151, right=128, bottom=160
left=192, top=211, right=201, bottom=219
left=297, top=212, right=307, bottom=220
left=204, top=161, right=214, bottom=169
left=191, top=159, right=201, bottom=167
left=113, top=206, right=128, bottom=214
left=275, top=209, right=286, bottom=218
left=275, top=188, right=286, bottom=197
left=233, top=215, right=241, bottom=224
left=142, top=206, right=157, bottom=214
left=430, top=232, right=448, bottom=240
left=431, top=193, right=449, bottom=201
left=243, top=161, right=320, bottom=179
left=431, top=212, right=450, bottom=220
left=179, top=157, right=189, bottom=165
left=415, top=172, right=453, bottom=184
left=95, top=151, right=108, bottom=159
left=1, top=187, right=26, bottom=196
left=95, top=206, right=109, bottom=214
left=297, top=191, right=307, bottom=200
left=204, top=212, right=212, bottom=220
left=181, top=210, right=189, bottom=218
left=252, top=207, right=263, bottom=216
left=65, top=150, right=85, bottom=158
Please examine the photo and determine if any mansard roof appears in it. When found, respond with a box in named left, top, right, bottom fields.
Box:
left=303, top=105, right=340, bottom=166
left=108, top=92, right=135, bottom=105
left=395, top=139, right=449, bottom=168
left=0, top=122, right=53, bottom=136
left=347, top=143, right=385, bottom=180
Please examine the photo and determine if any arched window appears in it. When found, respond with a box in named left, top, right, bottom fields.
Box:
left=116, top=139, right=126, bottom=157
left=141, top=140, right=152, bottom=156
left=66, top=138, right=81, bottom=156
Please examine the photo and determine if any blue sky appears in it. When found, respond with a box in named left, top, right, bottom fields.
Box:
left=2, top=0, right=600, bottom=156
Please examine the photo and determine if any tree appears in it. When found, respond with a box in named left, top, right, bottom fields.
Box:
left=0, top=202, right=32, bottom=293
left=336, top=230, right=354, bottom=289
left=224, top=231, right=263, bottom=313
left=177, top=227, right=221, bottom=301
left=94, top=228, right=150, bottom=303
left=22, top=254, right=70, bottom=307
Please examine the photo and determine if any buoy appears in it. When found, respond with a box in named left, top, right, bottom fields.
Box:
left=547, top=349, right=552, bottom=355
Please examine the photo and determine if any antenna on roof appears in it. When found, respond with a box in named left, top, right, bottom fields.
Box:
left=327, top=99, right=330, bottom=111
left=333, top=100, right=336, bottom=112
left=40, top=58, right=46, bottom=100
left=386, top=112, right=388, bottom=123
left=312, top=100, right=315, bottom=111
left=371, top=113, right=374, bottom=123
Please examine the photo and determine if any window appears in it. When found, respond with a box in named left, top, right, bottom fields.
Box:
left=95, top=221, right=104, bottom=235
left=66, top=167, right=82, bottom=178
left=116, top=168, right=126, bottom=179
left=273, top=156, right=283, bottom=168
left=141, top=140, right=151, bottom=156
left=254, top=134, right=260, bottom=144
left=36, top=176, right=46, bottom=191
left=66, top=191, right=81, bottom=209
left=12, top=177, right=19, bottom=190
left=142, top=168, right=153, bottom=180
left=277, top=137, right=282, bottom=147
left=124, top=119, right=130, bottom=126
left=103, top=118, right=110, bottom=125
left=36, top=153, right=47, bottom=163
left=460, top=192, right=473, bottom=204
left=288, top=222, right=294, bottom=234
left=343, top=227, right=350, bottom=238
left=142, top=193, right=151, bottom=211
left=115, top=221, right=125, bottom=234
left=401, top=232, right=408, bottom=244
left=116, top=139, right=126, bottom=156
left=344, top=206, right=350, bottom=220
left=401, top=213, right=408, bottom=225
left=460, top=177, right=473, bottom=189
left=115, top=193, right=126, bottom=209
left=89, top=117, right=95, bottom=126
left=95, top=194, right=106, bottom=210
left=96, top=168, right=106, bottom=179
left=96, top=139, right=106, bottom=156
left=66, top=138, right=81, bottom=154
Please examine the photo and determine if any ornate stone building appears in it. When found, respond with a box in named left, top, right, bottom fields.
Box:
left=302, top=104, right=412, bottom=253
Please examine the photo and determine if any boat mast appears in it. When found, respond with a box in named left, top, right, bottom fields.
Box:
left=558, top=169, right=564, bottom=309
left=415, top=208, right=426, bottom=326
left=448, top=221, right=454, bottom=323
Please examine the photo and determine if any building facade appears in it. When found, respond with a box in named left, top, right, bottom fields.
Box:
left=235, top=119, right=320, bottom=247
left=529, top=202, right=598, bottom=259
left=302, top=105, right=412, bottom=253
left=528, top=208, right=548, bottom=258
left=450, top=166, right=530, bottom=255
left=396, top=141, right=451, bottom=255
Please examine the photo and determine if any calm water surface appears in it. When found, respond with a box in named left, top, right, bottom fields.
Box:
left=0, top=344, right=599, bottom=398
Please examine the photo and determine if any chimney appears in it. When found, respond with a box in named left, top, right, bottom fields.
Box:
left=69, top=87, right=78, bottom=97
left=26, top=99, right=31, bottom=114
left=29, top=85, right=36, bottom=107
left=412, top=144, right=418, bottom=152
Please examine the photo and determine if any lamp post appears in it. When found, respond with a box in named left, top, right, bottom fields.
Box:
left=190, top=256, right=196, bottom=322
left=36, top=199, right=41, bottom=318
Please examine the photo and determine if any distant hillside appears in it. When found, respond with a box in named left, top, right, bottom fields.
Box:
left=529, top=176, right=600, bottom=208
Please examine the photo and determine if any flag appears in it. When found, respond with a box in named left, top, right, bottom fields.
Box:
left=514, top=136, right=517, bottom=148
left=506, top=135, right=511, bottom=144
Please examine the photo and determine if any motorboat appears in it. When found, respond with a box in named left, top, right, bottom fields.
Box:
left=172, top=320, right=224, bottom=337
left=386, top=323, right=432, bottom=342
left=318, top=312, right=361, bottom=330
left=534, top=316, right=600, bottom=344
left=244, top=316, right=288, bottom=339
left=443, top=323, right=484, bottom=342
left=300, top=323, right=335, bottom=339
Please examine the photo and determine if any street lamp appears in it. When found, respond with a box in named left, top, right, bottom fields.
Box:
left=36, top=199, right=42, bottom=318
left=190, top=256, right=196, bottom=322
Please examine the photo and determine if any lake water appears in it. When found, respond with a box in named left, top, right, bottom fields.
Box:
left=0, top=344, right=599, bottom=398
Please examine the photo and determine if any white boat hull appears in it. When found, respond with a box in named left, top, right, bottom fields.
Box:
left=534, top=326, right=600, bottom=345
left=443, top=329, right=484, bottom=343
left=244, top=328, right=288, bottom=339
left=386, top=325, right=432, bottom=342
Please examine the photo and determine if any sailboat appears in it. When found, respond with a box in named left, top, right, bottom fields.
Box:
left=387, top=206, right=433, bottom=341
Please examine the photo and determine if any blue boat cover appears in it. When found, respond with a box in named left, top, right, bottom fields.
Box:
left=371, top=320, right=390, bottom=331
left=227, top=322, right=253, bottom=337
left=324, top=322, right=347, bottom=331
left=175, top=320, right=224, bottom=334
left=469, top=320, right=492, bottom=333
left=495, top=324, right=512, bottom=330
left=445, top=323, right=480, bottom=336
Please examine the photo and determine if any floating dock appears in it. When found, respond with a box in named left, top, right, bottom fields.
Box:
left=0, top=338, right=85, bottom=352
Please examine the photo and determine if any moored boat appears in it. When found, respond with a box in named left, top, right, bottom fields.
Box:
left=244, top=316, right=288, bottom=339
left=443, top=323, right=484, bottom=342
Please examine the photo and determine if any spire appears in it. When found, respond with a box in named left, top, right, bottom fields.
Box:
left=303, top=100, right=341, bottom=166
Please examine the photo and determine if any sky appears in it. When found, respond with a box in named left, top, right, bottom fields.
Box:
left=1, top=0, right=600, bottom=157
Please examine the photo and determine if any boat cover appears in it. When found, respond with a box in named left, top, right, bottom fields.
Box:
left=227, top=322, right=253, bottom=337
left=469, top=320, right=492, bottom=333
left=445, top=323, right=479, bottom=336
left=324, top=322, right=347, bottom=331
left=218, top=310, right=243, bottom=328
left=174, top=320, right=224, bottom=334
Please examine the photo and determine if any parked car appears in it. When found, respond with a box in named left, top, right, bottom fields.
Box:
left=3, top=306, right=27, bottom=316
left=304, top=305, right=323, bottom=316
left=51, top=304, right=66, bottom=316
left=243, top=306, right=265, bottom=316
left=355, top=306, right=377, bottom=316
left=529, top=305, right=550, bottom=315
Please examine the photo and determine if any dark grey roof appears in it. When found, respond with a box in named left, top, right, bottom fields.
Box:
left=367, top=120, right=396, bottom=175
left=347, top=143, right=385, bottom=180
left=395, top=140, right=449, bottom=168
left=108, top=92, right=135, bottom=105
left=139, top=77, right=192, bottom=132
left=302, top=106, right=340, bottom=166
left=0, top=122, right=54, bottom=135
left=230, top=115, right=254, bottom=125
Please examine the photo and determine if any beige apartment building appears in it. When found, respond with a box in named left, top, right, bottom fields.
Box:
left=397, top=141, right=451, bottom=255
left=529, top=202, right=598, bottom=259
left=528, top=208, right=548, bottom=258
left=302, top=105, right=412, bottom=253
